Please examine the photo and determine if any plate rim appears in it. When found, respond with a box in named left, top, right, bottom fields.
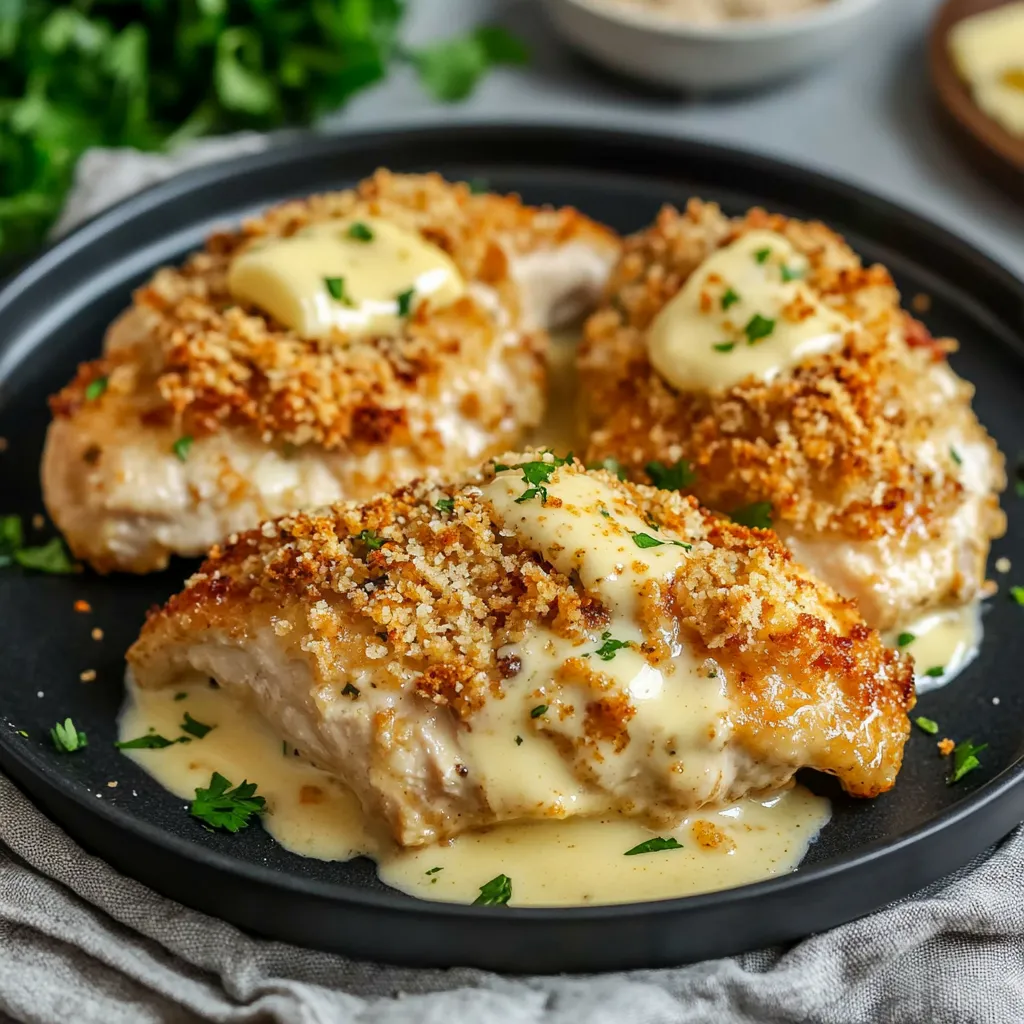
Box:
left=1, top=120, right=1023, bottom=932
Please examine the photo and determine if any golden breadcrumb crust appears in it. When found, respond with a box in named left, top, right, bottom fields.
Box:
left=51, top=171, right=614, bottom=450
left=579, top=201, right=1006, bottom=542
left=132, top=455, right=914, bottom=797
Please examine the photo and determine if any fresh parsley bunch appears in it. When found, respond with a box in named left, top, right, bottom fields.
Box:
left=0, top=0, right=528, bottom=259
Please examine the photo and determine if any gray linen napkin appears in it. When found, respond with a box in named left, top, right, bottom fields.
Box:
left=2, top=135, right=1023, bottom=1024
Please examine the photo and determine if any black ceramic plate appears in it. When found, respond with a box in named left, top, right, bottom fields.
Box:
left=1, top=125, right=1023, bottom=974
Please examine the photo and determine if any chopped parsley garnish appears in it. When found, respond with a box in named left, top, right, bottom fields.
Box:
left=914, top=716, right=939, bottom=735
left=950, top=447, right=963, bottom=466
left=190, top=772, right=265, bottom=832
left=172, top=435, right=193, bottom=462
left=754, top=248, right=771, bottom=264
left=1017, top=479, right=1024, bottom=499
left=712, top=341, right=736, bottom=353
left=346, top=222, right=374, bottom=242
left=396, top=287, right=415, bottom=317
left=180, top=712, right=214, bottom=739
left=473, top=873, right=512, bottom=905
left=896, top=632, right=916, bottom=647
left=467, top=177, right=490, bottom=194
left=282, top=740, right=288, bottom=756
left=744, top=313, right=776, bottom=345
left=1009, top=586, right=1024, bottom=606
left=509, top=453, right=571, bottom=505
left=425, top=866, right=443, bottom=875
left=342, top=683, right=360, bottom=699
left=85, top=376, right=108, bottom=401
left=586, top=457, right=628, bottom=480
left=116, top=733, right=188, bottom=750
left=949, top=739, right=988, bottom=785
left=646, top=459, right=696, bottom=491
left=355, top=529, right=385, bottom=550
left=435, top=497, right=455, bottom=513
left=923, top=666, right=945, bottom=678
left=631, top=531, right=690, bottom=551
left=599, top=507, right=611, bottom=518
left=594, top=631, right=630, bottom=661
left=9, top=535, right=77, bottom=574
left=174, top=692, right=188, bottom=701
left=721, top=287, right=740, bottom=310
left=530, top=704, right=548, bottom=718
left=50, top=718, right=87, bottom=754
left=515, top=735, right=523, bottom=745
left=324, top=276, right=353, bottom=305
left=0, top=515, right=22, bottom=567
left=731, top=502, right=773, bottom=530
left=780, top=265, right=805, bottom=283
left=624, top=836, right=683, bottom=856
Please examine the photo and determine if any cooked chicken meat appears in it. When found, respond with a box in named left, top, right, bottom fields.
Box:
left=580, top=201, right=1006, bottom=631
left=43, top=171, right=619, bottom=573
left=128, top=454, right=914, bottom=848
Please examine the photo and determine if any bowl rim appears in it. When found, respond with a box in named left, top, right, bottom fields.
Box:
left=555, top=0, right=889, bottom=40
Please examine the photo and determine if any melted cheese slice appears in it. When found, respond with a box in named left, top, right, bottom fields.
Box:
left=646, top=229, right=853, bottom=392
left=950, top=3, right=1024, bottom=138
left=227, top=217, right=466, bottom=339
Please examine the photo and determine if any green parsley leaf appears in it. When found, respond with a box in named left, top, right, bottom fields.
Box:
left=342, top=683, right=360, bottom=699
left=396, top=288, right=415, bottom=317
left=914, top=716, right=939, bottom=735
left=473, top=873, right=513, bottom=905
left=346, top=222, right=374, bottom=242
left=181, top=712, right=214, bottom=739
left=515, top=735, right=523, bottom=745
left=282, top=740, right=288, bottom=756
left=624, top=836, right=683, bottom=856
left=324, top=276, right=353, bottom=305
left=731, top=502, right=773, bottom=530
left=1009, top=586, right=1024, bottom=606
left=924, top=666, right=945, bottom=678
left=949, top=739, right=988, bottom=785
left=713, top=341, right=736, bottom=353
left=780, top=265, right=805, bottom=283
left=115, top=733, right=187, bottom=750
left=950, top=447, right=962, bottom=466
left=85, top=376, right=108, bottom=401
left=412, top=27, right=529, bottom=102
left=754, top=248, right=771, bottom=265
left=897, top=632, right=916, bottom=647
left=50, top=718, right=87, bottom=754
left=631, top=532, right=690, bottom=551
left=721, top=287, right=740, bottom=310
left=509, top=453, right=571, bottom=505
left=646, top=459, right=696, bottom=491
left=530, top=704, right=548, bottom=718
left=0, top=515, right=25, bottom=568
left=586, top=457, right=628, bottom=480
left=745, top=313, right=776, bottom=345
left=174, top=693, right=188, bottom=701
left=594, top=631, right=630, bottom=661
left=467, top=177, right=490, bottom=194
left=1016, top=479, right=1024, bottom=499
left=190, top=772, right=265, bottom=832
left=425, top=866, right=443, bottom=875
left=14, top=538, right=77, bottom=574
left=355, top=529, right=385, bottom=550
left=172, top=436, right=193, bottom=462
left=435, top=497, right=455, bottom=513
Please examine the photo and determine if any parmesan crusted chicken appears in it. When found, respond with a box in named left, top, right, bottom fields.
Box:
left=580, top=201, right=1006, bottom=632
left=128, top=453, right=914, bottom=848
left=43, top=171, right=619, bottom=573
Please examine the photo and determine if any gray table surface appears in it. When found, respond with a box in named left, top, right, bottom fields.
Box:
left=333, top=0, right=1023, bottom=280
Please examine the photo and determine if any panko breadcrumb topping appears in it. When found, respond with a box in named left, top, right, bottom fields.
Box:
left=51, top=170, right=612, bottom=451
left=147, top=452, right=912, bottom=746
left=580, top=200, right=1005, bottom=543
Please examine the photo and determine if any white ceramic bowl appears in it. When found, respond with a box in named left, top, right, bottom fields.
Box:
left=546, top=0, right=889, bottom=92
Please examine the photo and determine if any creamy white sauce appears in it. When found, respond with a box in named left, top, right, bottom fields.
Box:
left=886, top=602, right=983, bottom=694
left=608, top=0, right=828, bottom=25
left=227, top=217, right=465, bottom=339
left=646, top=229, right=853, bottom=393
left=119, top=679, right=830, bottom=906
left=950, top=3, right=1024, bottom=138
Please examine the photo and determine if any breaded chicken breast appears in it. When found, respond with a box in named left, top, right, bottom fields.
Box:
left=44, top=172, right=619, bottom=573
left=128, top=453, right=914, bottom=848
left=580, top=201, right=1006, bottom=632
